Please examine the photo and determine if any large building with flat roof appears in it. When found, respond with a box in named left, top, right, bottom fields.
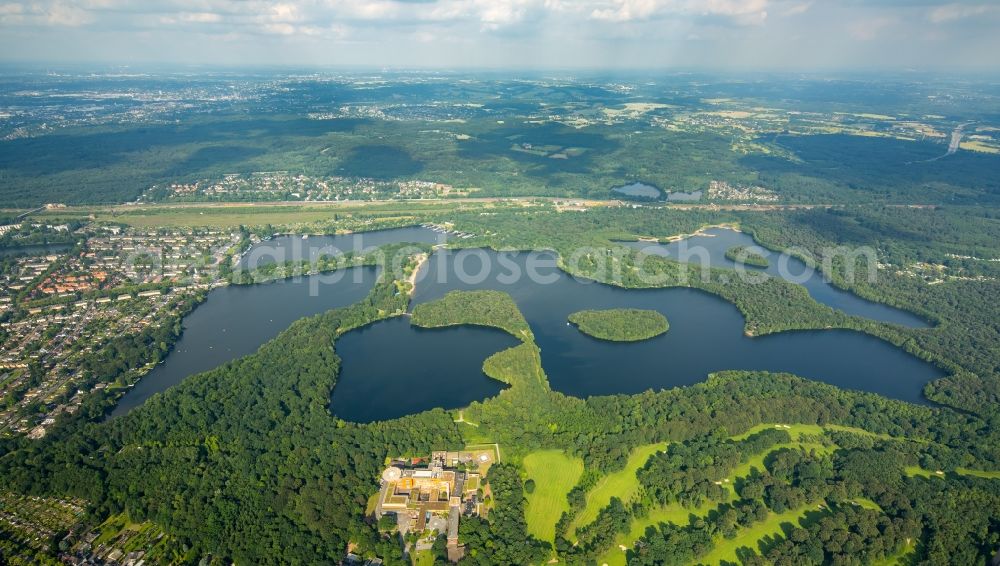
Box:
left=375, top=449, right=495, bottom=562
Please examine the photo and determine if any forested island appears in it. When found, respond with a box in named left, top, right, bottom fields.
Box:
left=2, top=69, right=1000, bottom=566
left=4, top=200, right=1000, bottom=565
left=725, top=245, right=770, bottom=268
left=568, top=309, right=669, bottom=342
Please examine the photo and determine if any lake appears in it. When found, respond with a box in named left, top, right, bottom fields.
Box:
left=611, top=183, right=702, bottom=202
left=111, top=266, right=381, bottom=416
left=113, top=227, right=942, bottom=422
left=115, top=227, right=442, bottom=416
left=623, top=227, right=929, bottom=328
left=329, top=249, right=944, bottom=421
left=239, top=226, right=444, bottom=270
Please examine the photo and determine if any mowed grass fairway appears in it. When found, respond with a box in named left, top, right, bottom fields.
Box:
left=699, top=505, right=818, bottom=565
left=568, top=442, right=666, bottom=539
left=522, top=450, right=584, bottom=543
left=905, top=465, right=1000, bottom=479
left=598, top=501, right=715, bottom=566
left=594, top=425, right=873, bottom=565
left=730, top=422, right=880, bottom=441
left=726, top=441, right=834, bottom=486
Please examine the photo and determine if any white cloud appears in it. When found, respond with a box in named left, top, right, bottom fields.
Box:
left=590, top=0, right=659, bottom=22
left=0, top=0, right=998, bottom=69
left=3, top=0, right=94, bottom=26
left=778, top=1, right=810, bottom=17
left=589, top=0, right=769, bottom=24
left=928, top=3, right=999, bottom=24
left=179, top=12, right=221, bottom=23
left=261, top=22, right=295, bottom=35
left=698, top=0, right=768, bottom=18
left=477, top=0, right=531, bottom=30
left=0, top=0, right=776, bottom=32
left=269, top=3, right=300, bottom=22
left=849, top=15, right=894, bottom=41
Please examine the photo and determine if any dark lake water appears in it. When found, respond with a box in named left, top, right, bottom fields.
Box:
left=115, top=227, right=441, bottom=416
left=623, top=228, right=928, bottom=328
left=610, top=183, right=702, bottom=202
left=329, top=320, right=518, bottom=422
left=239, top=226, right=443, bottom=270
left=112, top=266, right=380, bottom=416
left=113, top=227, right=943, bottom=421
left=612, top=182, right=662, bottom=199
left=330, top=249, right=944, bottom=421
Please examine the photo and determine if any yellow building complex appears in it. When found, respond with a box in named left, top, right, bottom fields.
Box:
left=375, top=449, right=495, bottom=561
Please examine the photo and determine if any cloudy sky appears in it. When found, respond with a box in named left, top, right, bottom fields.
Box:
left=0, top=0, right=998, bottom=70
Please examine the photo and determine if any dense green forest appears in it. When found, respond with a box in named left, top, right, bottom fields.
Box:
left=568, top=308, right=669, bottom=342
left=746, top=134, right=1000, bottom=205
left=434, top=204, right=1000, bottom=416
left=2, top=204, right=1000, bottom=564
left=725, top=246, right=770, bottom=268
left=4, top=111, right=1000, bottom=206
left=625, top=426, right=1000, bottom=565
left=457, top=463, right=551, bottom=564
left=412, top=290, right=534, bottom=342
left=638, top=429, right=793, bottom=508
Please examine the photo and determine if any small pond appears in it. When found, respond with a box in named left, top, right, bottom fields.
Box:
left=612, top=182, right=662, bottom=199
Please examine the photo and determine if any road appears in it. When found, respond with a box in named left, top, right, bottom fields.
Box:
left=31, top=198, right=906, bottom=215
left=914, top=121, right=975, bottom=163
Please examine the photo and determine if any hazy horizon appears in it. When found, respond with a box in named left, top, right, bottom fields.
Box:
left=1, top=0, right=999, bottom=71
